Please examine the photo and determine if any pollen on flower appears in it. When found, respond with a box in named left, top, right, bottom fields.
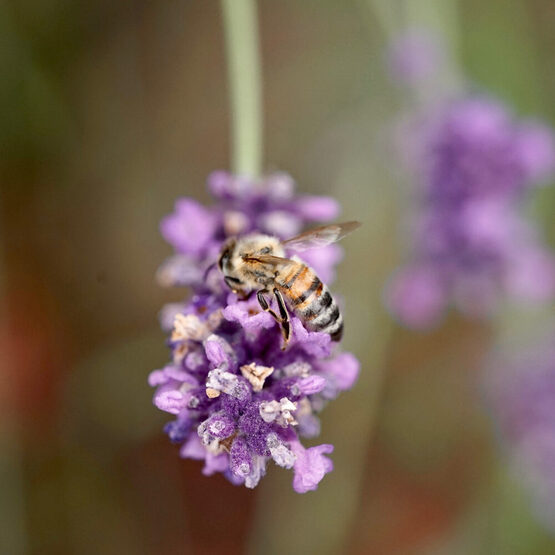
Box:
left=205, top=388, right=221, bottom=399
left=171, top=313, right=209, bottom=342
left=240, top=362, right=274, bottom=391
left=149, top=172, right=360, bottom=492
left=172, top=343, right=189, bottom=365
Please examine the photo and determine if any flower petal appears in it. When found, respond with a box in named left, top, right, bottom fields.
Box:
left=291, top=441, right=334, bottom=493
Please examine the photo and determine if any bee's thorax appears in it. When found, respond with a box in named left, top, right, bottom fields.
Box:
left=219, top=234, right=284, bottom=292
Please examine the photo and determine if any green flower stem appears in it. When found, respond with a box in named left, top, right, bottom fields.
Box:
left=221, top=0, right=263, bottom=177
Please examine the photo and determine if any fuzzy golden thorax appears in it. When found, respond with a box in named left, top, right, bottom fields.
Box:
left=218, top=234, right=285, bottom=293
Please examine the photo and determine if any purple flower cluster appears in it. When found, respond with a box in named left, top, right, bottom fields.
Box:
left=386, top=97, right=555, bottom=328
left=487, top=335, right=555, bottom=531
left=150, top=172, right=359, bottom=492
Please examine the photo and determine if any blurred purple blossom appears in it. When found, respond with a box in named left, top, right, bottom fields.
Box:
left=487, top=336, right=555, bottom=531
left=386, top=95, right=555, bottom=328
left=150, top=172, right=359, bottom=492
left=387, top=29, right=445, bottom=85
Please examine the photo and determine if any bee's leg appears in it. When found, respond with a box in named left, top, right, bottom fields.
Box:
left=273, top=288, right=291, bottom=348
left=256, top=290, right=280, bottom=321
left=257, top=289, right=290, bottom=347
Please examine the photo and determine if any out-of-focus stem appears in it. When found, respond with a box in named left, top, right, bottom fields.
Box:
left=221, top=0, right=263, bottom=177
left=363, top=0, right=401, bottom=38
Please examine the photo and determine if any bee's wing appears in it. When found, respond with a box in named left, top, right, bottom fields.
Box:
left=281, top=221, right=361, bottom=251
left=243, top=254, right=297, bottom=268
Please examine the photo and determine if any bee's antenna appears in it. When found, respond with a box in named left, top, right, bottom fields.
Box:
left=203, top=262, right=217, bottom=281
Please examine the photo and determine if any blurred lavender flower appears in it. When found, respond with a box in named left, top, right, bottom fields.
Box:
left=386, top=95, right=555, bottom=328
left=150, top=172, right=359, bottom=492
left=387, top=28, right=445, bottom=86
left=487, top=335, right=555, bottom=531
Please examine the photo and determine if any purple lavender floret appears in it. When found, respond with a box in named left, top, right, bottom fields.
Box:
left=150, top=172, right=359, bottom=492
left=487, top=336, right=555, bottom=531
left=386, top=96, right=555, bottom=328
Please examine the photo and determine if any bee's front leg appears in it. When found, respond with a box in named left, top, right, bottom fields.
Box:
left=257, top=289, right=290, bottom=349
left=224, top=276, right=250, bottom=299
left=235, top=289, right=251, bottom=301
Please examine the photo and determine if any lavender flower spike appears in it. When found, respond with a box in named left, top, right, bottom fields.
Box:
left=386, top=95, right=555, bottom=328
left=487, top=334, right=555, bottom=532
left=149, top=172, right=359, bottom=492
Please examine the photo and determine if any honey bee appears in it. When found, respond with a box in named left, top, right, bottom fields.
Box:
left=218, top=221, right=360, bottom=347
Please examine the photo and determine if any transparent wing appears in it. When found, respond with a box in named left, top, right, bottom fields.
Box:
left=281, top=221, right=361, bottom=251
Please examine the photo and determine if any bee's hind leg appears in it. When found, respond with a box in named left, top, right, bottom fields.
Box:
left=256, top=289, right=290, bottom=348
left=256, top=289, right=280, bottom=321
left=273, top=289, right=291, bottom=348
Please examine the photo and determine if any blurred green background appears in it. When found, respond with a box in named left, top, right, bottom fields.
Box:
left=1, top=1, right=554, bottom=554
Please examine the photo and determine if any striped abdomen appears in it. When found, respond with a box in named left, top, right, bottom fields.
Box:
left=276, top=263, right=343, bottom=341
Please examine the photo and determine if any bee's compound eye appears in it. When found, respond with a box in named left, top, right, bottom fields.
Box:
left=218, top=250, right=229, bottom=271
left=219, top=240, right=236, bottom=271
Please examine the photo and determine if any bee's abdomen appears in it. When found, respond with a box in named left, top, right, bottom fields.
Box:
left=278, top=265, right=343, bottom=341
left=301, top=285, right=343, bottom=341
